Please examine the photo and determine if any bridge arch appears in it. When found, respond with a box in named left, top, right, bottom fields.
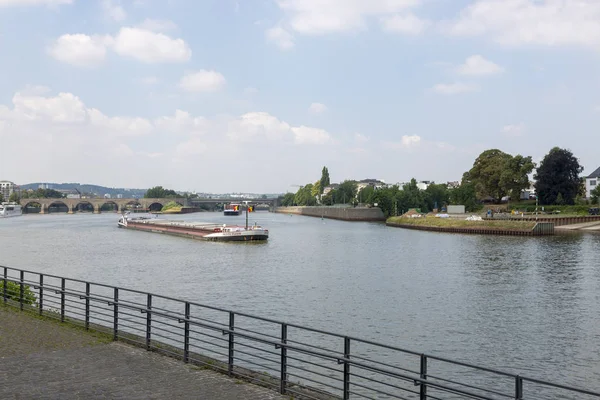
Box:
left=74, top=201, right=94, bottom=213
left=101, top=201, right=119, bottom=213
left=47, top=201, right=69, bottom=213
left=23, top=201, right=42, bottom=214
left=147, top=202, right=164, bottom=212
left=122, top=200, right=142, bottom=211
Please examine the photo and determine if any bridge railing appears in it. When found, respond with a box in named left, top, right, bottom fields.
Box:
left=2, top=265, right=599, bottom=400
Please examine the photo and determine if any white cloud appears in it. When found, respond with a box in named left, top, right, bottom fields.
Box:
left=179, top=70, right=226, bottom=92
left=275, top=0, right=422, bottom=35
left=308, top=102, right=327, bottom=114
left=266, top=26, right=295, bottom=50
left=401, top=135, right=421, bottom=147
left=381, top=13, right=428, bottom=35
left=102, top=0, right=126, bottom=22
left=291, top=126, right=332, bottom=145
left=0, top=87, right=338, bottom=191
left=49, top=28, right=191, bottom=66
left=154, top=110, right=209, bottom=135
left=136, top=18, right=178, bottom=32
left=432, top=82, right=479, bottom=95
left=47, top=34, right=113, bottom=67
left=456, top=55, right=504, bottom=76
left=0, top=0, right=72, bottom=6
left=112, top=27, right=191, bottom=63
left=502, top=123, right=526, bottom=137
left=448, top=0, right=600, bottom=48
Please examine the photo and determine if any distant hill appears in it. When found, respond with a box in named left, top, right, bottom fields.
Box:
left=20, top=183, right=147, bottom=198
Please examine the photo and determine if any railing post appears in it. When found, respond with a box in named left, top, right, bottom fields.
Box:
left=420, top=354, right=428, bottom=400
left=60, top=278, right=66, bottom=322
left=19, top=270, right=24, bottom=311
left=113, top=288, right=119, bottom=341
left=38, top=274, right=44, bottom=315
left=85, top=282, right=90, bottom=330
left=228, top=312, right=235, bottom=376
left=515, top=376, right=523, bottom=399
left=3, top=267, right=6, bottom=303
left=146, top=294, right=152, bottom=350
left=280, top=323, right=288, bottom=395
left=343, top=337, right=351, bottom=400
left=183, top=302, right=190, bottom=363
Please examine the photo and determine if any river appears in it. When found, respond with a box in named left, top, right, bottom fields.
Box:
left=1, top=211, right=600, bottom=393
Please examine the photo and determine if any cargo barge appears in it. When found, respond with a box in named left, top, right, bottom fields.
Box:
left=117, top=214, right=268, bottom=242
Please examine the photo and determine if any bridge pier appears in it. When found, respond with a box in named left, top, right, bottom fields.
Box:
left=93, top=205, right=100, bottom=214
left=39, top=204, right=46, bottom=215
left=68, top=205, right=74, bottom=215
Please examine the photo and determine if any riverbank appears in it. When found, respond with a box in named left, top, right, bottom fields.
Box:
left=386, top=216, right=554, bottom=236
left=274, top=206, right=386, bottom=221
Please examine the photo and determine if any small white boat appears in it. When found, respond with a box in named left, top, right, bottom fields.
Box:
left=0, top=202, right=22, bottom=218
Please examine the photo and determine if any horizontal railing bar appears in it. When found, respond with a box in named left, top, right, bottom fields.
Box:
left=284, top=378, right=343, bottom=398
left=346, top=388, right=379, bottom=400
left=522, top=376, right=600, bottom=396
left=286, top=363, right=344, bottom=384
left=188, top=328, right=230, bottom=343
left=148, top=344, right=183, bottom=359
left=286, top=354, right=342, bottom=374
left=285, top=371, right=342, bottom=393
left=233, top=341, right=281, bottom=358
left=348, top=353, right=420, bottom=376
left=188, top=336, right=230, bottom=351
left=349, top=379, right=419, bottom=400
left=232, top=356, right=280, bottom=375
left=187, top=344, right=228, bottom=359
left=350, top=370, right=426, bottom=396
left=233, top=348, right=281, bottom=366
left=426, top=373, right=513, bottom=398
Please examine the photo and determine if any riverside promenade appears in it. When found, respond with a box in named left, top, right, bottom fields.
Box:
left=0, top=307, right=287, bottom=400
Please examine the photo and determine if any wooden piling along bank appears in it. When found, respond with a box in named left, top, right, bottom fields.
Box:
left=386, top=222, right=555, bottom=236
left=485, top=215, right=600, bottom=227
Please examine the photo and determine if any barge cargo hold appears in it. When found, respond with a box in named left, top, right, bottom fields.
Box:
left=117, top=215, right=268, bottom=242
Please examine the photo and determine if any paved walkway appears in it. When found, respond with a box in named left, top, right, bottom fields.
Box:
left=0, top=306, right=288, bottom=400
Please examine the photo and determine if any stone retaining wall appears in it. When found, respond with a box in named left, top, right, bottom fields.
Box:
left=274, top=206, right=386, bottom=221
left=386, top=222, right=555, bottom=236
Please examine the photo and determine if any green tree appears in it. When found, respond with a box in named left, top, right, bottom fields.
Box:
left=534, top=147, right=583, bottom=205
left=280, top=193, right=295, bottom=206
left=336, top=180, right=357, bottom=204
left=357, top=185, right=375, bottom=204
left=319, top=166, right=330, bottom=195
left=500, top=154, right=535, bottom=200
left=465, top=149, right=534, bottom=201
left=144, top=186, right=178, bottom=198
left=294, top=184, right=317, bottom=206
left=449, top=182, right=480, bottom=212
left=0, top=193, right=3, bottom=202
left=424, top=184, right=450, bottom=211
left=8, top=192, right=20, bottom=202
left=591, top=186, right=600, bottom=204
left=311, top=180, right=321, bottom=199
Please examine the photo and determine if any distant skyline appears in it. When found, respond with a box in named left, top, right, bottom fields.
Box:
left=1, top=1, right=599, bottom=193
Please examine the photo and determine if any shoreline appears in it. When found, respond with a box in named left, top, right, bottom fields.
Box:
left=386, top=217, right=555, bottom=236
left=274, top=206, right=386, bottom=221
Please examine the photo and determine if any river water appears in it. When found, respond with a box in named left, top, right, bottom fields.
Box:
left=1, top=212, right=600, bottom=393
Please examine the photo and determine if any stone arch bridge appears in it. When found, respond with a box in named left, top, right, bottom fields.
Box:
left=19, top=198, right=187, bottom=214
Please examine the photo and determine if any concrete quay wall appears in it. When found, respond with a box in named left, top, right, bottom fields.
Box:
left=274, top=206, right=386, bottom=221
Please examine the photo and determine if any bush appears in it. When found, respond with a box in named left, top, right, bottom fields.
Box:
left=161, top=201, right=182, bottom=212
left=506, top=204, right=591, bottom=215
left=1, top=280, right=37, bottom=305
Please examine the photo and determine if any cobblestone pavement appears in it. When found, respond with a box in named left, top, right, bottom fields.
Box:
left=0, top=307, right=288, bottom=400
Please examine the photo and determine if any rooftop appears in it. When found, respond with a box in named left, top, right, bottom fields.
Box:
left=588, top=166, right=600, bottom=179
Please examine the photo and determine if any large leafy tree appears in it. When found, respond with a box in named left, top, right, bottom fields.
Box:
left=294, top=184, right=317, bottom=206
left=534, top=147, right=583, bottom=205
left=449, top=182, right=480, bottom=212
left=591, top=186, right=600, bottom=205
left=465, top=149, right=534, bottom=201
left=424, top=183, right=450, bottom=211
left=144, top=186, right=178, bottom=198
left=319, top=166, right=330, bottom=194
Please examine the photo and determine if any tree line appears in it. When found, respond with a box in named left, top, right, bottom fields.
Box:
left=280, top=147, right=596, bottom=217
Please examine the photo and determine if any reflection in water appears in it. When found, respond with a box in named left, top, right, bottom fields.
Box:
left=1, top=213, right=600, bottom=390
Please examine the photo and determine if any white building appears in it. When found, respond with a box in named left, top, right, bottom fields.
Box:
left=356, top=179, right=387, bottom=192
left=586, top=166, right=600, bottom=198
left=0, top=180, right=16, bottom=200
left=104, top=193, right=111, bottom=199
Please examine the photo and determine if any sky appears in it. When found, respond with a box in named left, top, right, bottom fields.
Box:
left=0, top=0, right=599, bottom=194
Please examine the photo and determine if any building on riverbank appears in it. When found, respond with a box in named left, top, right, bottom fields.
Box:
left=0, top=180, right=16, bottom=200
left=586, top=166, right=600, bottom=199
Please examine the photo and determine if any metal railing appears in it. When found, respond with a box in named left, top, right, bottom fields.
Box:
left=2, top=265, right=599, bottom=400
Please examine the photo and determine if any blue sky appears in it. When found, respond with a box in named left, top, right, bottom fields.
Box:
left=1, top=0, right=599, bottom=193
